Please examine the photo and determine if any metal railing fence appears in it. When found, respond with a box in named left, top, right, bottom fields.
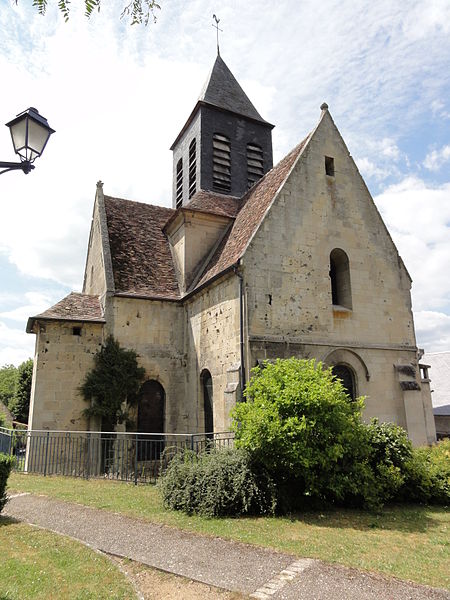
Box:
left=0, top=427, right=234, bottom=484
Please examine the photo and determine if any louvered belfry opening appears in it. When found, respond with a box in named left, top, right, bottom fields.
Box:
left=212, top=133, right=231, bottom=193
left=176, top=158, right=183, bottom=208
left=247, top=143, right=264, bottom=188
left=188, top=138, right=197, bottom=199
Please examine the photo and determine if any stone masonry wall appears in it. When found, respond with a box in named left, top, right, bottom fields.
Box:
left=28, top=321, right=104, bottom=431
left=82, top=199, right=108, bottom=297
left=242, top=111, right=434, bottom=444
left=109, top=296, right=186, bottom=433
left=185, top=274, right=240, bottom=431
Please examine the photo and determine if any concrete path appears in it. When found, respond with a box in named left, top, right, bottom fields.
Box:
left=4, top=493, right=449, bottom=600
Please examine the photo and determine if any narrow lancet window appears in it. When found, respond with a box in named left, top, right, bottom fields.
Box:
left=325, top=156, right=335, bottom=177
left=201, top=369, right=214, bottom=437
left=213, top=133, right=231, bottom=193
left=189, top=138, right=197, bottom=199
left=176, top=158, right=183, bottom=208
left=329, top=248, right=352, bottom=309
left=247, top=143, right=264, bottom=188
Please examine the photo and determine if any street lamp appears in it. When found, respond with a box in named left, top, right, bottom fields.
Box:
left=0, top=107, right=55, bottom=175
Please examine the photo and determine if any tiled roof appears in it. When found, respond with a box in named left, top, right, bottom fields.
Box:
left=103, top=196, right=180, bottom=299
left=193, top=136, right=310, bottom=289
left=199, top=55, right=270, bottom=124
left=184, top=190, right=241, bottom=218
left=28, top=293, right=104, bottom=328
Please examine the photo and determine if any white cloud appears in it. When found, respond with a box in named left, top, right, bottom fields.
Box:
left=431, top=99, right=450, bottom=120
left=423, top=145, right=450, bottom=171
left=414, top=311, right=450, bottom=353
left=374, top=178, right=450, bottom=316
left=0, top=291, right=56, bottom=322
left=355, top=157, right=390, bottom=181
left=0, top=321, right=35, bottom=367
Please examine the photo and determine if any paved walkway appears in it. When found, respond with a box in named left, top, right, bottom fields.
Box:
left=4, top=493, right=449, bottom=600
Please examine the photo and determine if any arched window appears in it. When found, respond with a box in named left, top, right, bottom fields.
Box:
left=201, top=369, right=214, bottom=436
left=188, top=138, right=197, bottom=199
left=212, top=133, right=231, bottom=192
left=247, top=143, right=264, bottom=188
left=329, top=248, right=352, bottom=309
left=137, top=380, right=165, bottom=461
left=332, top=364, right=356, bottom=401
left=176, top=159, right=183, bottom=208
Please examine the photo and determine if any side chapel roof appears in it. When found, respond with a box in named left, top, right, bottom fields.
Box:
left=27, top=292, right=105, bottom=332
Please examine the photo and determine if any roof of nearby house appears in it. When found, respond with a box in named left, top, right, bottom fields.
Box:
left=423, top=351, right=450, bottom=412
left=27, top=292, right=105, bottom=332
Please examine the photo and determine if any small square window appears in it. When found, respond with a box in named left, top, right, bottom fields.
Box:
left=72, top=327, right=82, bottom=336
left=325, top=156, right=335, bottom=177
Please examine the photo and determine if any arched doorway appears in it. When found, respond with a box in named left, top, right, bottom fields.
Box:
left=137, top=380, right=165, bottom=460
left=201, top=369, right=214, bottom=437
left=332, top=364, right=356, bottom=401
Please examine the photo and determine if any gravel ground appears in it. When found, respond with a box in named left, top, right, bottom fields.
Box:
left=4, top=493, right=450, bottom=600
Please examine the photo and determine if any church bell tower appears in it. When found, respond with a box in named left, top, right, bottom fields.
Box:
left=170, top=54, right=274, bottom=208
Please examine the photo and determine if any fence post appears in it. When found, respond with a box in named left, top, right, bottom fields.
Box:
left=190, top=434, right=194, bottom=452
left=43, top=431, right=50, bottom=477
left=86, top=433, right=91, bottom=480
left=134, top=433, right=138, bottom=486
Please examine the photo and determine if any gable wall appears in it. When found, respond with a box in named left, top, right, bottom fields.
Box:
left=245, top=114, right=415, bottom=348
left=242, top=113, right=433, bottom=443
left=83, top=199, right=108, bottom=297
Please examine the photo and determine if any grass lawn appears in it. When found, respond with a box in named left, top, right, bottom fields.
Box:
left=0, top=516, right=135, bottom=599
left=8, top=473, right=450, bottom=590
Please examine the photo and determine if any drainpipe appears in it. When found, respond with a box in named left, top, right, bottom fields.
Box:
left=233, top=264, right=246, bottom=397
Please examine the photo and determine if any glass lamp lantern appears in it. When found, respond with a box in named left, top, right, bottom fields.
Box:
left=6, top=107, right=55, bottom=163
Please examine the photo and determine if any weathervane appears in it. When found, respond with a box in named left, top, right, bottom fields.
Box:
left=212, top=14, right=222, bottom=55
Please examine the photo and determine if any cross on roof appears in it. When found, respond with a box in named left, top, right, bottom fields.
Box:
left=212, top=14, right=223, bottom=55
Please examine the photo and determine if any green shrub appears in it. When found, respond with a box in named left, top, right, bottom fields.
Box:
left=232, top=358, right=375, bottom=508
left=405, top=439, right=450, bottom=505
left=159, top=447, right=277, bottom=517
left=0, top=453, right=15, bottom=513
left=365, top=419, right=413, bottom=503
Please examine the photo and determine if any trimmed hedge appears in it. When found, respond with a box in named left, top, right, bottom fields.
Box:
left=158, top=447, right=277, bottom=517
left=0, top=453, right=15, bottom=513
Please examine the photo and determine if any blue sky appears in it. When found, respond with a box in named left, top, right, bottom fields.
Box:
left=0, top=0, right=449, bottom=365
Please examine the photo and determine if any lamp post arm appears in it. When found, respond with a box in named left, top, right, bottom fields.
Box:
left=0, top=161, right=34, bottom=175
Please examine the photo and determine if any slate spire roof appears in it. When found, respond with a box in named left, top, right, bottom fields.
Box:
left=199, top=54, right=270, bottom=124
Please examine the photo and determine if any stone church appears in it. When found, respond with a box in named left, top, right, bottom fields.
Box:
left=27, top=54, right=436, bottom=446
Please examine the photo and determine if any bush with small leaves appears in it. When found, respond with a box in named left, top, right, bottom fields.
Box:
left=405, top=439, right=450, bottom=505
left=159, top=447, right=277, bottom=517
left=0, top=453, right=15, bottom=513
left=232, top=358, right=374, bottom=509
